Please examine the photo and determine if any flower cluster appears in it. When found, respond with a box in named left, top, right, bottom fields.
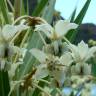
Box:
left=29, top=19, right=96, bottom=95
left=1, top=17, right=96, bottom=96
left=0, top=24, right=28, bottom=71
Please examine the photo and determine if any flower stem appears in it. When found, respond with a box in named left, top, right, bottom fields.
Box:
left=33, top=83, right=51, bottom=96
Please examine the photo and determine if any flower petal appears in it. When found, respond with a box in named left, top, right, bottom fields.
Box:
left=2, top=24, right=29, bottom=41
left=33, top=64, right=49, bottom=80
left=30, top=48, right=47, bottom=63
left=35, top=24, right=53, bottom=38
left=78, top=41, right=88, bottom=60
left=59, top=52, right=73, bottom=66
left=86, top=46, right=96, bottom=60
left=83, top=63, right=91, bottom=75
left=52, top=70, right=65, bottom=86
left=55, top=20, right=78, bottom=38
left=69, top=43, right=80, bottom=62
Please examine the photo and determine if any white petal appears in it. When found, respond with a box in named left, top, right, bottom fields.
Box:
left=59, top=52, right=73, bottom=66
left=83, top=63, right=91, bottom=75
left=86, top=46, right=96, bottom=60
left=78, top=41, right=88, bottom=60
left=0, top=59, right=6, bottom=70
left=35, top=24, right=53, bottom=38
left=33, top=64, right=49, bottom=80
left=55, top=20, right=78, bottom=38
left=75, top=63, right=82, bottom=74
left=69, top=43, right=80, bottom=62
left=16, top=24, right=29, bottom=32
left=2, top=24, right=29, bottom=41
left=30, top=48, right=47, bottom=63
left=52, top=70, right=65, bottom=86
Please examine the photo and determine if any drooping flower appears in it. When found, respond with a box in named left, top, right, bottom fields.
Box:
left=0, top=24, right=29, bottom=70
left=35, top=20, right=78, bottom=40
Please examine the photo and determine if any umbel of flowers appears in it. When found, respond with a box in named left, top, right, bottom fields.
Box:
left=30, top=19, right=96, bottom=95
left=0, top=16, right=96, bottom=96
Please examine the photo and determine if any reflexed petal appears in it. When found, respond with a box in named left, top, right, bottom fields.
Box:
left=52, top=70, right=65, bottom=86
left=78, top=41, right=88, bottom=60
left=2, top=24, right=29, bottom=41
left=59, top=52, right=73, bottom=66
left=30, top=48, right=47, bottom=63
left=16, top=24, right=29, bottom=32
left=83, top=63, right=91, bottom=75
left=35, top=24, right=53, bottom=38
left=74, top=63, right=81, bottom=74
left=33, top=64, right=49, bottom=80
left=69, top=43, right=80, bottom=62
left=55, top=20, right=78, bottom=38
left=86, top=46, right=96, bottom=61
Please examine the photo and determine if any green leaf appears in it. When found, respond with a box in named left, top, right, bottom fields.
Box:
left=70, top=7, right=77, bottom=22
left=18, top=0, right=56, bottom=79
left=30, top=48, right=46, bottom=63
left=74, top=0, right=91, bottom=24
left=32, top=0, right=48, bottom=16
left=0, top=70, right=10, bottom=96
left=0, top=0, right=10, bottom=24
left=66, top=0, right=91, bottom=43
left=19, top=32, right=44, bottom=78
left=42, top=0, right=56, bottom=23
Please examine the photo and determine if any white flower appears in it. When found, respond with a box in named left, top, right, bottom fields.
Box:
left=68, top=41, right=96, bottom=75
left=69, top=41, right=96, bottom=62
left=0, top=24, right=29, bottom=42
left=30, top=48, right=73, bottom=86
left=35, top=20, right=78, bottom=40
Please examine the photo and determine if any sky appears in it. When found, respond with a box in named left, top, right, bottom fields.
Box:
left=55, top=0, right=96, bottom=24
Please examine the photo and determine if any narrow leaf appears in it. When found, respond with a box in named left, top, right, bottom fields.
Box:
left=70, top=7, right=77, bottom=22
left=32, top=0, right=48, bottom=16
left=74, top=0, right=91, bottom=24
left=0, top=0, right=10, bottom=24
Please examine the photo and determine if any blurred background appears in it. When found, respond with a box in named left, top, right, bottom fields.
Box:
left=55, top=0, right=96, bottom=24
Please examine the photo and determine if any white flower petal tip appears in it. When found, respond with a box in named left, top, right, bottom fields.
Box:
left=55, top=20, right=78, bottom=37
